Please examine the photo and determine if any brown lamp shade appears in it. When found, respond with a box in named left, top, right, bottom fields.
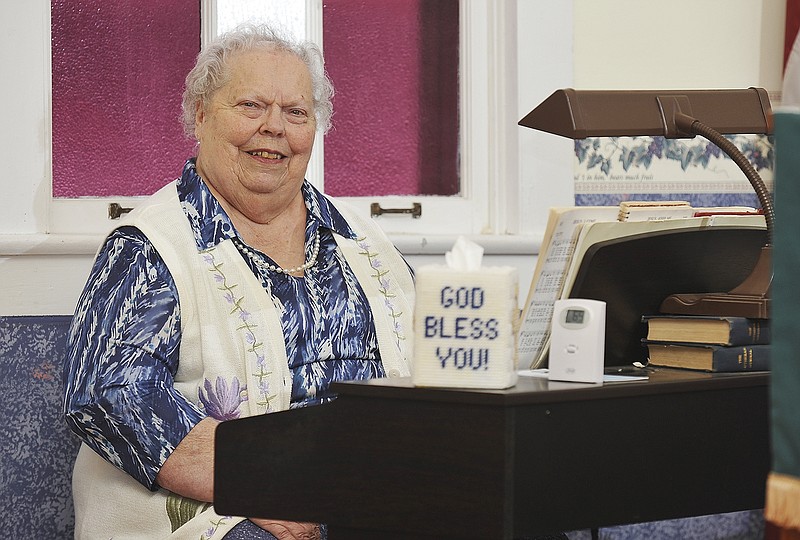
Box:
left=519, top=88, right=773, bottom=139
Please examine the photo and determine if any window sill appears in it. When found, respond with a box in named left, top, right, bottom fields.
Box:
left=0, top=233, right=542, bottom=257
left=390, top=233, right=540, bottom=256
left=0, top=234, right=103, bottom=256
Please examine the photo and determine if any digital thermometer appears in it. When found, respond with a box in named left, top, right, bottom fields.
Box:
left=549, top=299, right=606, bottom=384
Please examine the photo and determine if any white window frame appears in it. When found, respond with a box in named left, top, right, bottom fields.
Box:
left=311, top=0, right=502, bottom=239
left=0, top=0, right=574, bottom=255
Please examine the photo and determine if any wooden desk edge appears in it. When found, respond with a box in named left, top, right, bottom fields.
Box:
left=331, top=368, right=769, bottom=406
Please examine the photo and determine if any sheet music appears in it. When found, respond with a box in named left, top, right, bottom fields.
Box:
left=519, top=212, right=769, bottom=370
left=516, top=203, right=743, bottom=370
left=517, top=207, right=619, bottom=368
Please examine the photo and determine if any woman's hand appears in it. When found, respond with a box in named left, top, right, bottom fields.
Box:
left=250, top=518, right=322, bottom=539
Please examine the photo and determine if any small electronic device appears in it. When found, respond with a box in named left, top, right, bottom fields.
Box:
left=548, top=298, right=606, bottom=383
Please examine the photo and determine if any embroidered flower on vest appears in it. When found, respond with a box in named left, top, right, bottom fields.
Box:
left=201, top=248, right=275, bottom=413
left=198, top=376, right=247, bottom=421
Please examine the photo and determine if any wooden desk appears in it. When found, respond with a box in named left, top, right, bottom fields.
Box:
left=214, top=368, right=769, bottom=539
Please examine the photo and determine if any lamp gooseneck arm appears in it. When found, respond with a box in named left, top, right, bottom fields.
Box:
left=675, top=112, right=774, bottom=245
left=659, top=112, right=773, bottom=318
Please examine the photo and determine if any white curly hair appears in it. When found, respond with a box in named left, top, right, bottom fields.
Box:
left=181, top=23, right=334, bottom=138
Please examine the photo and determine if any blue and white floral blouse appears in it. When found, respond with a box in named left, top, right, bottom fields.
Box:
left=63, top=159, right=388, bottom=489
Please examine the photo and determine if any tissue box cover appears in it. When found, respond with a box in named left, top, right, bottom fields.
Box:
left=412, top=265, right=519, bottom=388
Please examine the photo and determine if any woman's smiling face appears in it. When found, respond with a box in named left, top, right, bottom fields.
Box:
left=194, top=45, right=317, bottom=210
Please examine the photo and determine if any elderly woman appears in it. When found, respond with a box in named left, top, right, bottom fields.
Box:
left=63, top=24, right=414, bottom=539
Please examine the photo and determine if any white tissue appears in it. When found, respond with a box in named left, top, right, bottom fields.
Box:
left=444, top=235, right=484, bottom=272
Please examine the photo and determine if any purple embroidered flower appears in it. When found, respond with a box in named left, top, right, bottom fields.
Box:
left=198, top=377, right=247, bottom=421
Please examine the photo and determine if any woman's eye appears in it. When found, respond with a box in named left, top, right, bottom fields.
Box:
left=238, top=102, right=263, bottom=117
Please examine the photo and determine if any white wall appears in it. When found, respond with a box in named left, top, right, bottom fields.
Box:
left=573, top=0, right=786, bottom=94
left=0, top=0, right=787, bottom=316
left=0, top=2, right=51, bottom=236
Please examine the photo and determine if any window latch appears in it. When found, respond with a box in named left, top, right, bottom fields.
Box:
left=108, top=203, right=133, bottom=219
left=370, top=202, right=422, bottom=218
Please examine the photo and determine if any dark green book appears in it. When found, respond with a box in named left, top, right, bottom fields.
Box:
left=644, top=342, right=770, bottom=372
left=642, top=315, right=770, bottom=346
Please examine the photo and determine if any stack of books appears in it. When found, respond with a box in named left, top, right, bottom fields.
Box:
left=641, top=314, right=770, bottom=372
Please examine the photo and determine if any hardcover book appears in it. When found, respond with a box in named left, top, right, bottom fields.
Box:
left=642, top=315, right=770, bottom=346
left=644, top=342, right=770, bottom=372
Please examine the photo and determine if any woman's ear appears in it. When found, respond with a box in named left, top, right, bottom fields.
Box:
left=194, top=101, right=205, bottom=141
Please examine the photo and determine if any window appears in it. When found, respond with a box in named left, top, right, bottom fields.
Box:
left=48, top=0, right=200, bottom=234
left=4, top=0, right=574, bottom=250
left=321, top=0, right=460, bottom=199
left=43, top=0, right=556, bottom=244
left=50, top=0, right=199, bottom=199
left=207, top=0, right=517, bottom=238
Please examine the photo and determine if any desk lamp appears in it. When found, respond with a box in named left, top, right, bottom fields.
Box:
left=519, top=88, right=773, bottom=318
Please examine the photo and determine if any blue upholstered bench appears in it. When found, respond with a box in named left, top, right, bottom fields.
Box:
left=0, top=315, right=79, bottom=538
left=0, top=315, right=764, bottom=539
left=596, top=510, right=764, bottom=539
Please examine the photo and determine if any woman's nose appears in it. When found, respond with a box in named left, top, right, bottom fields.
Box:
left=259, top=106, right=285, bottom=136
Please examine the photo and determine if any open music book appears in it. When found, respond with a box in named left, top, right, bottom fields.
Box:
left=517, top=203, right=765, bottom=369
